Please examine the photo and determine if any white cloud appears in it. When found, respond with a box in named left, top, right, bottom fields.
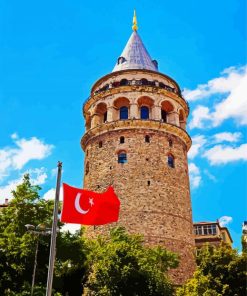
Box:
left=203, top=169, right=217, bottom=182
left=212, top=74, right=247, bottom=126
left=0, top=134, right=53, bottom=181
left=189, top=106, right=211, bottom=129
left=26, top=168, right=47, bottom=185
left=219, top=216, right=233, bottom=227
left=188, top=135, right=207, bottom=159
left=11, top=133, right=18, bottom=140
left=43, top=187, right=63, bottom=201
left=0, top=178, right=21, bottom=203
left=186, top=65, right=247, bottom=128
left=12, top=136, right=53, bottom=170
left=203, top=143, right=247, bottom=165
left=0, top=168, right=48, bottom=204
left=212, top=132, right=242, bottom=143
left=184, top=65, right=246, bottom=101
left=188, top=163, right=201, bottom=189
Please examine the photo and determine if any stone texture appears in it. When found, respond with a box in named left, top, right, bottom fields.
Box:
left=82, top=128, right=195, bottom=284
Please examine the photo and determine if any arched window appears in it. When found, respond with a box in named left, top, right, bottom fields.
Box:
left=120, top=79, right=128, bottom=86
left=120, top=106, right=128, bottom=120
left=167, top=155, right=175, bottom=168
left=159, top=82, right=165, bottom=88
left=103, top=111, right=107, bottom=122
left=117, top=56, right=126, bottom=65
left=99, top=141, right=103, bottom=148
left=141, top=106, right=149, bottom=119
left=145, top=135, right=150, bottom=143
left=118, top=152, right=127, bottom=164
left=141, top=78, right=148, bottom=85
left=161, top=110, right=167, bottom=122
left=120, top=136, right=125, bottom=144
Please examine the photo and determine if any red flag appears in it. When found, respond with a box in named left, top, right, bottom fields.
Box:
left=61, top=183, right=120, bottom=225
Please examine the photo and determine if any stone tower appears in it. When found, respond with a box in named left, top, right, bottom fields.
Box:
left=81, top=13, right=195, bottom=284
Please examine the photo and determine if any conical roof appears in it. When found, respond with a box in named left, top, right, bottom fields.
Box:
left=112, top=31, right=158, bottom=72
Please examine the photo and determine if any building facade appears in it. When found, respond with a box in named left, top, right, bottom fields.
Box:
left=193, top=221, right=233, bottom=251
left=81, top=14, right=195, bottom=284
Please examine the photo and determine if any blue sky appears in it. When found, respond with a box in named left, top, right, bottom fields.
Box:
left=0, top=0, right=246, bottom=249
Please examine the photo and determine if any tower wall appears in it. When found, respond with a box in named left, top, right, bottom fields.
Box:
left=81, top=70, right=195, bottom=284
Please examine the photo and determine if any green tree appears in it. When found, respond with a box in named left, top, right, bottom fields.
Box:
left=83, top=226, right=179, bottom=296
left=176, top=244, right=247, bottom=296
left=0, top=174, right=86, bottom=295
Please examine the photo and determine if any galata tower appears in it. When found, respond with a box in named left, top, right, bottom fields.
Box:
left=81, top=12, right=195, bottom=284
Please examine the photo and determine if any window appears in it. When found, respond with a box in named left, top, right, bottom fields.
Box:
left=118, top=152, right=127, bottom=164
left=99, top=141, right=102, bottom=148
left=167, top=155, right=175, bottom=168
left=141, top=106, right=149, bottom=119
left=120, top=79, right=128, bottom=86
left=194, top=226, right=203, bottom=235
left=120, top=106, right=128, bottom=120
left=120, top=136, right=125, bottom=144
left=168, top=139, right=173, bottom=147
left=161, top=110, right=167, bottom=122
left=194, top=225, right=217, bottom=236
left=103, top=111, right=107, bottom=122
left=141, top=78, right=148, bottom=85
left=145, top=135, right=150, bottom=143
left=147, top=180, right=151, bottom=186
left=117, top=56, right=126, bottom=65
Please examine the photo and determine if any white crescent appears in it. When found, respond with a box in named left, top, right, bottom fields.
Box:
left=75, top=193, right=89, bottom=214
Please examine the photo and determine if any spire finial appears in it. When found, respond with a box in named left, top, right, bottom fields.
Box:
left=132, top=10, right=138, bottom=31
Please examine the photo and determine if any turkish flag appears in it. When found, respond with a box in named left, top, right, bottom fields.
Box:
left=61, top=183, right=120, bottom=225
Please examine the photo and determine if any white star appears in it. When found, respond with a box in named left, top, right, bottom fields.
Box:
left=89, top=198, right=94, bottom=207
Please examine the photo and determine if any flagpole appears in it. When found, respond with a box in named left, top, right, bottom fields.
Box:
left=46, top=161, right=62, bottom=296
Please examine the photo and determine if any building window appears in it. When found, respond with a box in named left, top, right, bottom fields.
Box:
left=120, top=136, right=125, bottom=144
left=103, top=111, right=107, bottom=122
left=161, top=110, right=167, bottom=122
left=141, top=106, right=149, bottom=119
left=168, top=139, right=173, bottom=147
left=141, top=78, right=148, bottom=85
left=99, top=141, right=103, bottom=148
left=145, top=135, right=150, bottom=143
left=120, top=79, right=128, bottom=86
left=118, top=152, right=127, bottom=164
left=194, top=225, right=217, bottom=236
left=167, top=155, right=175, bottom=168
left=120, top=106, right=128, bottom=120
left=147, top=180, right=151, bottom=186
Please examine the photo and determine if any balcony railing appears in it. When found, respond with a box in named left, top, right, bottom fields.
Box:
left=83, top=78, right=190, bottom=113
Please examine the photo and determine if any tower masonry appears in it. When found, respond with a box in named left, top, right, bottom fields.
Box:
left=81, top=14, right=195, bottom=284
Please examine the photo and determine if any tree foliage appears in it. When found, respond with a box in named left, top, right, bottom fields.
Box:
left=176, top=244, right=247, bottom=296
left=0, top=174, right=179, bottom=295
left=83, top=227, right=179, bottom=296
left=0, top=174, right=86, bottom=295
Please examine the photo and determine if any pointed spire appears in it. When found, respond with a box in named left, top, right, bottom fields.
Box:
left=112, top=12, right=158, bottom=73
left=132, top=10, right=138, bottom=31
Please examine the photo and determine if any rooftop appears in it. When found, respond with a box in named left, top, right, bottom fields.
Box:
left=112, top=11, right=158, bottom=73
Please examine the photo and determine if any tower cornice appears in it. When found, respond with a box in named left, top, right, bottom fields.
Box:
left=90, top=69, right=182, bottom=95
left=81, top=119, right=191, bottom=151
left=84, top=74, right=189, bottom=117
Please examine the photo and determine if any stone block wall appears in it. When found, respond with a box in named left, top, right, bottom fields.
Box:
left=83, top=128, right=195, bottom=284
